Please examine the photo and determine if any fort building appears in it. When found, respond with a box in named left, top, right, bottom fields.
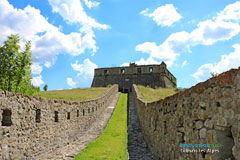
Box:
left=91, top=62, right=176, bottom=92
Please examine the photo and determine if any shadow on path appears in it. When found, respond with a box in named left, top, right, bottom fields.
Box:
left=128, top=92, right=154, bottom=160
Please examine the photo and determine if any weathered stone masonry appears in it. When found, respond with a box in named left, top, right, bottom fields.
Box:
left=133, top=68, right=240, bottom=160
left=0, top=85, right=118, bottom=159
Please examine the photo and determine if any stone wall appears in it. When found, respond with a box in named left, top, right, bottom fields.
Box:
left=0, top=85, right=118, bottom=159
left=133, top=67, right=240, bottom=160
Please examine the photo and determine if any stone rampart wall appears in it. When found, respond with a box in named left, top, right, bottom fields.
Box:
left=133, top=68, right=240, bottom=160
left=0, top=85, right=118, bottom=159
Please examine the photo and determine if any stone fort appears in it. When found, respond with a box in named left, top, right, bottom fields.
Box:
left=91, top=61, right=177, bottom=92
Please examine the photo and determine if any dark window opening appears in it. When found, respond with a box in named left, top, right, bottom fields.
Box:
left=104, top=70, right=108, bottom=75
left=36, top=109, right=41, bottom=123
left=83, top=109, right=85, bottom=116
left=92, top=107, right=94, bottom=112
left=121, top=69, right=125, bottom=74
left=149, top=67, right=153, bottom=73
left=137, top=68, right=141, bottom=74
left=77, top=110, right=79, bottom=117
left=54, top=111, right=59, bottom=122
left=67, top=112, right=70, bottom=120
left=2, top=109, right=12, bottom=126
left=88, top=108, right=90, bottom=113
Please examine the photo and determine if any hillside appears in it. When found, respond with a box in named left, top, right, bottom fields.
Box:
left=137, top=85, right=180, bottom=102
left=33, top=87, right=110, bottom=101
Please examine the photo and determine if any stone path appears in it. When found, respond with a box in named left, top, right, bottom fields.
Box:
left=35, top=92, right=120, bottom=160
left=128, top=92, right=155, bottom=160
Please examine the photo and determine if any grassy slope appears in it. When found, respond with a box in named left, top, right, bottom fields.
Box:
left=33, top=87, right=109, bottom=101
left=137, top=85, right=179, bottom=102
left=74, top=94, right=128, bottom=160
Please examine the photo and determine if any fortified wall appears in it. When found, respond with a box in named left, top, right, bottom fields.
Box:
left=92, top=62, right=176, bottom=93
left=133, top=67, right=240, bottom=160
left=0, top=85, right=118, bottom=159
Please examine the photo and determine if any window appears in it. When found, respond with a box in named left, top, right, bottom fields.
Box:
left=77, top=110, right=79, bottom=117
left=54, top=111, right=59, bottom=122
left=149, top=67, right=153, bottom=73
left=67, top=112, right=70, bottom=120
left=36, top=109, right=41, bottom=123
left=82, top=109, right=85, bottom=116
left=104, top=70, right=108, bottom=75
left=2, top=109, right=12, bottom=126
left=137, top=68, right=141, bottom=74
left=121, top=69, right=125, bottom=74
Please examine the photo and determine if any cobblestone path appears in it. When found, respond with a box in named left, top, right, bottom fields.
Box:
left=128, top=92, right=155, bottom=160
left=35, top=92, right=120, bottom=160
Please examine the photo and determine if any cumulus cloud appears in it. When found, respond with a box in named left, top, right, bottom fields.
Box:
left=48, top=0, right=108, bottom=30
left=66, top=78, right=77, bottom=87
left=83, top=0, right=100, bottom=9
left=70, top=59, right=98, bottom=87
left=0, top=0, right=101, bottom=67
left=71, top=59, right=97, bottom=77
left=141, top=4, right=182, bottom=26
left=31, top=63, right=43, bottom=75
left=31, top=75, right=44, bottom=87
left=136, top=1, right=240, bottom=66
left=193, top=44, right=240, bottom=82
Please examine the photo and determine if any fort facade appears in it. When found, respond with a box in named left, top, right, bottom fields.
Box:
left=91, top=62, right=176, bottom=92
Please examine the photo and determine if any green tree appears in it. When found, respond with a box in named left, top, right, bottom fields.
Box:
left=0, top=34, right=39, bottom=95
left=43, top=84, right=48, bottom=91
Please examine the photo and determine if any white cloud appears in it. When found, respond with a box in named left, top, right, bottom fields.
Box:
left=31, top=63, right=43, bottom=75
left=48, top=0, right=108, bottom=30
left=83, top=0, right=100, bottom=9
left=215, top=1, right=240, bottom=22
left=136, top=1, right=240, bottom=66
left=66, top=78, right=77, bottom=87
left=121, top=62, right=130, bottom=67
left=0, top=0, right=100, bottom=68
left=70, top=59, right=98, bottom=87
left=190, top=20, right=240, bottom=45
left=193, top=44, right=240, bottom=82
left=71, top=59, right=97, bottom=77
left=31, top=75, right=44, bottom=87
left=141, top=4, right=182, bottom=26
left=181, top=60, right=187, bottom=67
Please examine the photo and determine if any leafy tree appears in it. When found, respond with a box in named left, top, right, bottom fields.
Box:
left=43, top=84, right=48, bottom=91
left=0, top=34, right=39, bottom=95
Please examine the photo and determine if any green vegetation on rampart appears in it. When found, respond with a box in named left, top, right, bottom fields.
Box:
left=74, top=94, right=128, bottom=160
left=137, top=85, right=181, bottom=102
left=33, top=87, right=110, bottom=101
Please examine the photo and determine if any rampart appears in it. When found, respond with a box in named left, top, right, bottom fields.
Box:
left=133, top=68, right=240, bottom=160
left=0, top=85, right=118, bottom=159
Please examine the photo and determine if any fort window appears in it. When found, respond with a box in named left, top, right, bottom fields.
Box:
left=104, top=70, right=108, bottom=75
left=77, top=110, right=79, bottom=117
left=92, top=107, right=94, bottom=112
left=137, top=68, right=141, bottom=74
left=67, top=112, right=70, bottom=120
left=88, top=108, right=90, bottom=113
left=2, top=109, right=12, bottom=126
left=121, top=69, right=125, bottom=74
left=82, top=109, right=85, bottom=116
left=35, top=109, right=41, bottom=123
left=149, top=67, right=153, bottom=73
left=54, top=111, right=59, bottom=122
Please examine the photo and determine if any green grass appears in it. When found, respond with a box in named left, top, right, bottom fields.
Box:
left=33, top=87, right=109, bottom=101
left=74, top=94, right=128, bottom=160
left=137, top=85, right=179, bottom=102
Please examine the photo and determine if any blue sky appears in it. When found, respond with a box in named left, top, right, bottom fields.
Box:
left=1, top=0, right=240, bottom=90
